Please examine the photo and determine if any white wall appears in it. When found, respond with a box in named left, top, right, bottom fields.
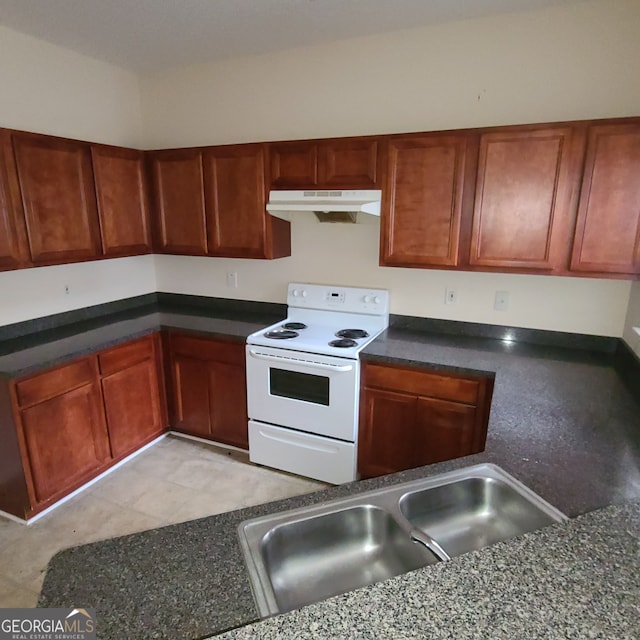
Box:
left=0, top=257, right=157, bottom=326
left=140, top=0, right=640, bottom=147
left=153, top=221, right=631, bottom=337
left=623, top=282, right=640, bottom=356
left=145, top=0, right=640, bottom=337
left=0, top=25, right=142, bottom=146
left=0, top=26, right=154, bottom=327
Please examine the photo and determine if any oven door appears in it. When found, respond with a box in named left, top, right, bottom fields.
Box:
left=246, top=345, right=359, bottom=441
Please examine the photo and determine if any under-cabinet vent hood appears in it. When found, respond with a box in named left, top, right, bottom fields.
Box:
left=266, top=190, right=382, bottom=223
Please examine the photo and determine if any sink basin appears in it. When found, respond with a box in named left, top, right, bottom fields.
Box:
left=238, top=464, right=566, bottom=617
left=260, top=504, right=437, bottom=613
left=399, top=476, right=562, bottom=557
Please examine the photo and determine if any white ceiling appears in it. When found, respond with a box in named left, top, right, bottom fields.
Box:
left=0, top=0, right=581, bottom=73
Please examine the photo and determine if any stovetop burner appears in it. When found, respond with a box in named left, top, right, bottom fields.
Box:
left=329, top=338, right=358, bottom=348
left=335, top=328, right=370, bottom=340
left=264, top=329, right=299, bottom=340
left=283, top=322, right=307, bottom=330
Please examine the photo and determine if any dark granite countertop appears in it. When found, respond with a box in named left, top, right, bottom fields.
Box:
left=0, top=306, right=283, bottom=378
left=214, top=501, right=640, bottom=640
left=24, top=299, right=640, bottom=639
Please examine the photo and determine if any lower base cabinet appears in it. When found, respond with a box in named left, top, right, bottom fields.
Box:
left=167, top=332, right=248, bottom=449
left=358, top=361, right=493, bottom=478
left=0, top=334, right=167, bottom=519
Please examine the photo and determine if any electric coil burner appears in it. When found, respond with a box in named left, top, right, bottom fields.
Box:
left=264, top=329, right=299, bottom=339
left=246, top=283, right=390, bottom=484
left=329, top=338, right=358, bottom=348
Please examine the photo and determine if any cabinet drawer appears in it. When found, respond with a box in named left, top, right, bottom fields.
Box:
left=169, top=333, right=244, bottom=365
left=99, top=335, right=154, bottom=376
left=15, top=358, right=96, bottom=408
left=364, top=363, right=479, bottom=405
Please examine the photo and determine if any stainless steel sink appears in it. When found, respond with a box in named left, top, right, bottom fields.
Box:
left=399, top=476, right=562, bottom=557
left=260, top=504, right=437, bottom=614
left=238, top=464, right=566, bottom=617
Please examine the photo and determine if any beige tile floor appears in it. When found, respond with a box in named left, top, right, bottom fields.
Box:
left=0, top=434, right=325, bottom=607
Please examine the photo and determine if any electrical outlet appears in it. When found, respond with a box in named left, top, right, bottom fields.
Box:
left=494, top=291, right=509, bottom=311
left=226, top=271, right=238, bottom=288
left=445, top=288, right=457, bottom=305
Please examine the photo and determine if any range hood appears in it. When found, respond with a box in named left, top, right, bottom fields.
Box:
left=266, top=190, right=382, bottom=223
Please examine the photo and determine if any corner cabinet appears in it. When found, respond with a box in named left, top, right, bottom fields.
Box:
left=269, top=137, right=382, bottom=189
left=0, top=334, right=167, bottom=519
left=167, top=332, right=248, bottom=449
left=91, top=145, right=152, bottom=257
left=358, top=361, right=493, bottom=479
left=570, top=123, right=640, bottom=275
left=11, top=131, right=102, bottom=266
left=147, top=148, right=208, bottom=255
left=469, top=125, right=582, bottom=272
left=380, top=133, right=475, bottom=267
left=203, top=144, right=290, bottom=259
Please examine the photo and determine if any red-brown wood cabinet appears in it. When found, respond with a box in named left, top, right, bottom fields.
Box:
left=358, top=361, right=493, bottom=478
left=167, top=332, right=248, bottom=449
left=570, top=123, right=640, bottom=275
left=11, top=131, right=102, bottom=265
left=0, top=334, right=167, bottom=519
left=92, top=145, right=152, bottom=257
left=380, top=133, right=474, bottom=267
left=269, top=136, right=382, bottom=189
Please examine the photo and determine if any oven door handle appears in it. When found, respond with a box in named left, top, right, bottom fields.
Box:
left=248, top=349, right=354, bottom=372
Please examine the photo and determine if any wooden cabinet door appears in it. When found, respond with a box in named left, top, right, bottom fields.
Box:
left=0, top=129, right=30, bottom=270
left=147, top=149, right=207, bottom=255
left=12, top=132, right=101, bottom=265
left=570, top=123, right=640, bottom=275
left=172, top=355, right=211, bottom=437
left=16, top=360, right=110, bottom=505
left=381, top=134, right=471, bottom=267
left=92, top=145, right=151, bottom=257
left=358, top=387, right=417, bottom=478
left=209, top=360, right=248, bottom=449
left=415, top=396, right=477, bottom=466
left=470, top=126, right=579, bottom=271
left=203, top=144, right=269, bottom=258
left=318, top=138, right=380, bottom=188
left=99, top=337, right=164, bottom=458
left=168, top=333, right=249, bottom=449
left=269, top=141, right=318, bottom=188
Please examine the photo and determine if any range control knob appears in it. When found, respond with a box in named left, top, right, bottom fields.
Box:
left=301, top=290, right=308, bottom=298
left=291, top=289, right=299, bottom=297
left=363, top=295, right=373, bottom=303
left=373, top=296, right=381, bottom=304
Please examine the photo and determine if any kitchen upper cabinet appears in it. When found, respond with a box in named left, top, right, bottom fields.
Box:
left=380, top=133, right=474, bottom=267
left=0, top=129, right=30, bottom=270
left=92, top=145, right=152, bottom=257
left=269, top=137, right=381, bottom=189
left=469, top=126, right=581, bottom=271
left=570, top=123, right=640, bottom=275
left=147, top=148, right=208, bottom=255
left=358, top=362, right=493, bottom=479
left=99, top=335, right=166, bottom=459
left=168, top=333, right=248, bottom=449
left=12, top=132, right=102, bottom=265
left=13, top=358, right=111, bottom=507
left=203, top=144, right=290, bottom=259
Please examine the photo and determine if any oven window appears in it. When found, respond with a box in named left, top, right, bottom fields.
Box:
left=269, top=368, right=330, bottom=406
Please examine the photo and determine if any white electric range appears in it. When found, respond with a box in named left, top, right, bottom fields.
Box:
left=246, top=283, right=389, bottom=484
